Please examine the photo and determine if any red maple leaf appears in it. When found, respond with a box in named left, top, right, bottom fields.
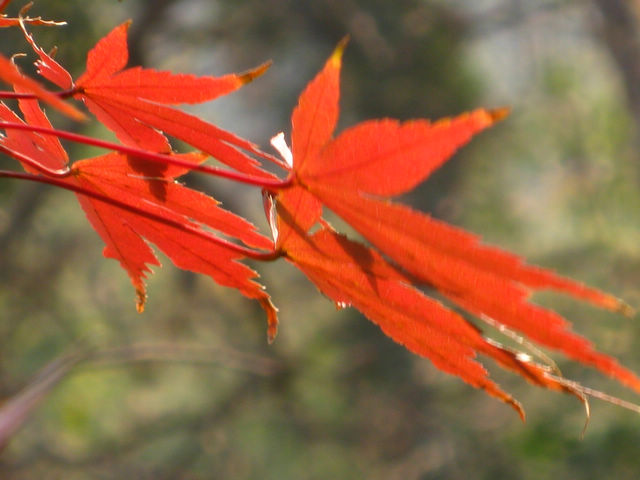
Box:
left=3, top=16, right=639, bottom=417
left=280, top=212, right=591, bottom=419
left=0, top=96, right=278, bottom=337
left=0, top=54, right=83, bottom=120
left=266, top=41, right=640, bottom=413
left=0, top=1, right=65, bottom=29
left=21, top=21, right=276, bottom=177
left=0, top=4, right=81, bottom=119
left=1, top=22, right=285, bottom=337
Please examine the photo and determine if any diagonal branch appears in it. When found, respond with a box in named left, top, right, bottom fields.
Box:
left=0, top=342, right=282, bottom=450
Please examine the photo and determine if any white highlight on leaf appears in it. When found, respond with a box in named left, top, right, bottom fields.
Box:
left=270, top=132, right=293, bottom=168
left=262, top=191, right=279, bottom=243
left=515, top=352, right=533, bottom=363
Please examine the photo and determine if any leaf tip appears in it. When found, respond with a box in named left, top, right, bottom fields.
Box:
left=68, top=106, right=87, bottom=122
left=617, top=300, right=636, bottom=318
left=590, top=292, right=636, bottom=317
left=489, top=107, right=510, bottom=123
left=330, top=36, right=350, bottom=68
left=135, top=288, right=146, bottom=313
left=267, top=330, right=277, bottom=344
left=239, top=60, right=272, bottom=85
left=500, top=391, right=525, bottom=422
left=260, top=297, right=279, bottom=344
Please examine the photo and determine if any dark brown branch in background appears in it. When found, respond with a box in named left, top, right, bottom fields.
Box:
left=592, top=0, right=640, bottom=119
left=126, top=0, right=179, bottom=67
left=0, top=343, right=282, bottom=453
left=591, top=0, right=640, bottom=178
left=0, top=352, right=85, bottom=451
left=86, top=342, right=282, bottom=376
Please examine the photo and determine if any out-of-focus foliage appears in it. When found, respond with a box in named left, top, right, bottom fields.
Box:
left=1, top=0, right=640, bottom=478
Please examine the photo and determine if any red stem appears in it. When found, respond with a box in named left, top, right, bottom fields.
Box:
left=0, top=168, right=282, bottom=262
left=0, top=121, right=294, bottom=189
left=0, top=89, right=288, bottom=169
left=0, top=88, right=77, bottom=99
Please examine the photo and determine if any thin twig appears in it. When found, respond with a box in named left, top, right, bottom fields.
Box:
left=0, top=351, right=87, bottom=450
left=85, top=342, right=282, bottom=376
left=0, top=168, right=282, bottom=261
left=0, top=121, right=293, bottom=188
left=0, top=342, right=282, bottom=449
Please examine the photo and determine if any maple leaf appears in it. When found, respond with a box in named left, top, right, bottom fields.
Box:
left=0, top=0, right=65, bottom=28
left=0, top=97, right=278, bottom=337
left=71, top=151, right=275, bottom=309
left=0, top=97, right=68, bottom=175
left=0, top=54, right=83, bottom=120
left=17, top=18, right=73, bottom=90
left=267, top=41, right=640, bottom=412
left=0, top=5, right=80, bottom=119
left=277, top=197, right=593, bottom=419
left=22, top=21, right=276, bottom=177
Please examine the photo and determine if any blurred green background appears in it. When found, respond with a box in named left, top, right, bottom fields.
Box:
left=2, top=0, right=640, bottom=478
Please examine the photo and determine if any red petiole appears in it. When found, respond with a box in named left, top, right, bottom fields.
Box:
left=0, top=87, right=77, bottom=99
left=0, top=167, right=282, bottom=261
left=0, top=121, right=294, bottom=188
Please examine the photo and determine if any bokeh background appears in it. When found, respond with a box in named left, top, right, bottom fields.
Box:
left=2, top=0, right=640, bottom=478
